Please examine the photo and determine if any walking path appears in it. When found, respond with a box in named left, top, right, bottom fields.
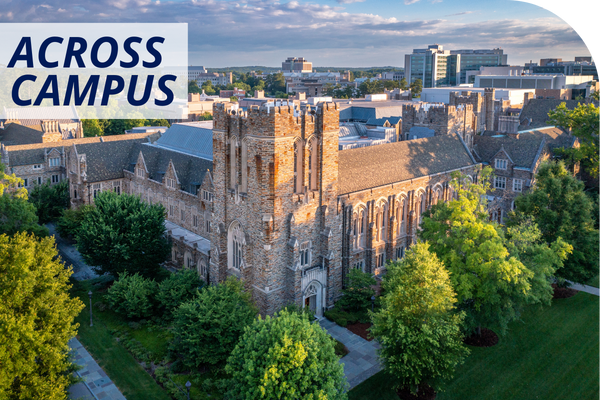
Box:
left=69, top=338, right=126, bottom=400
left=47, top=223, right=98, bottom=281
left=319, top=318, right=381, bottom=389
left=567, top=281, right=599, bottom=296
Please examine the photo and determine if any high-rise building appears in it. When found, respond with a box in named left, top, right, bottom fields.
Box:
left=282, top=57, right=313, bottom=73
left=405, top=44, right=508, bottom=88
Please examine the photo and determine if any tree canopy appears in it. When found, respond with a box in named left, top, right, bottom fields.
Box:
left=0, top=232, right=84, bottom=400
left=28, top=180, right=70, bottom=224
left=76, top=191, right=170, bottom=278
left=225, top=310, right=347, bottom=400
left=549, top=102, right=599, bottom=179
left=419, top=168, right=547, bottom=335
left=370, top=242, right=469, bottom=394
left=510, top=161, right=598, bottom=284
left=170, top=277, right=256, bottom=368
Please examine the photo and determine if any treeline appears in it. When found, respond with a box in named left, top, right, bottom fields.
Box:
left=82, top=119, right=171, bottom=137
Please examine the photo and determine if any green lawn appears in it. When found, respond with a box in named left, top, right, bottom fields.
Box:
left=71, top=278, right=172, bottom=400
left=349, top=292, right=599, bottom=400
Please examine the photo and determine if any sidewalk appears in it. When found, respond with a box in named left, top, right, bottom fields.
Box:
left=47, top=223, right=98, bottom=281
left=69, top=338, right=126, bottom=400
left=567, top=281, right=600, bottom=296
left=319, top=318, right=382, bottom=389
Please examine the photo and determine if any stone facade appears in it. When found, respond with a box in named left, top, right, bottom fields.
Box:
left=402, top=103, right=477, bottom=148
left=448, top=88, right=496, bottom=133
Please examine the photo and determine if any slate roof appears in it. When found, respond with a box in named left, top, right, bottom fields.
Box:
left=74, top=138, right=153, bottom=182
left=0, top=123, right=45, bottom=145
left=472, top=127, right=575, bottom=170
left=127, top=143, right=213, bottom=194
left=153, top=122, right=213, bottom=161
left=518, top=99, right=580, bottom=131
left=3, top=132, right=161, bottom=167
left=338, top=134, right=476, bottom=195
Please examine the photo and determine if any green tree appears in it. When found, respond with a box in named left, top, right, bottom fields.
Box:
left=156, top=268, right=205, bottom=320
left=419, top=168, right=537, bottom=336
left=188, top=80, right=201, bottom=94
left=0, top=232, right=84, bottom=399
left=82, top=119, right=104, bottom=137
left=370, top=243, right=469, bottom=395
left=339, top=268, right=376, bottom=311
left=170, top=277, right=256, bottom=367
left=76, top=191, right=170, bottom=278
left=548, top=102, right=599, bottom=178
left=106, top=272, right=158, bottom=319
left=56, top=205, right=94, bottom=240
left=201, top=81, right=216, bottom=95
left=225, top=310, right=347, bottom=400
left=511, top=161, right=598, bottom=284
left=265, top=72, right=286, bottom=94
left=28, top=180, right=70, bottom=224
left=410, top=78, right=423, bottom=98
left=399, top=77, right=409, bottom=90
left=0, top=164, right=48, bottom=237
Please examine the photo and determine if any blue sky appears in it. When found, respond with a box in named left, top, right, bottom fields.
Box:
left=0, top=0, right=591, bottom=67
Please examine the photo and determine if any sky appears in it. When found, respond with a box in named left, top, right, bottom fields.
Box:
left=0, top=0, right=593, bottom=68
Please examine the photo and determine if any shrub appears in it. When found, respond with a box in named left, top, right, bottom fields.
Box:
left=156, top=269, right=205, bottom=320
left=225, top=310, right=348, bottom=400
left=106, top=272, right=157, bottom=319
left=28, top=180, right=70, bottom=224
left=170, top=277, right=256, bottom=368
left=339, top=268, right=376, bottom=311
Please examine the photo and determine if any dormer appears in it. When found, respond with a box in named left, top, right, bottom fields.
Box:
left=164, top=160, right=179, bottom=190
left=135, top=151, right=148, bottom=179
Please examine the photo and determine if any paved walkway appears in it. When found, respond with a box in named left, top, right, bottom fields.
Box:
left=319, top=318, right=382, bottom=389
left=69, top=338, right=126, bottom=400
left=567, top=281, right=599, bottom=296
left=47, top=223, right=98, bottom=281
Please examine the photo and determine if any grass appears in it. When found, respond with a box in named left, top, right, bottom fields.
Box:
left=349, top=292, right=599, bottom=400
left=71, top=278, right=172, bottom=400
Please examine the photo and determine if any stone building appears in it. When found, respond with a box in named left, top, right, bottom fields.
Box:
left=472, top=126, right=577, bottom=222
left=401, top=103, right=477, bottom=147
left=67, top=123, right=215, bottom=280
left=210, top=101, right=479, bottom=317
left=448, top=88, right=496, bottom=133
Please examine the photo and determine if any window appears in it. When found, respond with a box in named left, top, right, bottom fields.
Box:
left=293, top=139, right=304, bottom=194
left=19, top=178, right=29, bottom=187
left=241, top=139, right=248, bottom=192
left=51, top=175, right=59, bottom=183
left=397, top=198, right=407, bottom=235
left=308, top=137, right=318, bottom=191
left=113, top=181, right=121, bottom=195
left=93, top=183, right=101, bottom=198
left=494, top=176, right=506, bottom=190
left=513, top=179, right=523, bottom=192
left=137, top=167, right=144, bottom=178
left=353, top=260, right=365, bottom=271
left=202, top=190, right=213, bottom=202
left=376, top=253, right=385, bottom=268
left=193, top=214, right=199, bottom=228
left=230, top=137, right=238, bottom=190
left=49, top=158, right=60, bottom=167
left=205, top=211, right=211, bottom=233
left=353, top=207, right=367, bottom=249
left=73, top=189, right=77, bottom=199
left=300, top=242, right=311, bottom=267
left=167, top=178, right=176, bottom=189
left=228, top=222, right=244, bottom=271
left=33, top=164, right=42, bottom=170
left=37, top=177, right=42, bottom=185
left=169, top=200, right=174, bottom=217
left=181, top=209, right=185, bottom=222
left=395, top=247, right=405, bottom=260
left=495, top=159, right=508, bottom=170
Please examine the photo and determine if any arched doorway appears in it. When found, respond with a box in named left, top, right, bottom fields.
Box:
left=303, top=280, right=323, bottom=318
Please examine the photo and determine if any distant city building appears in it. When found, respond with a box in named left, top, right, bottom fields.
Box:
left=188, top=66, right=208, bottom=80
left=532, top=60, right=597, bottom=81
left=405, top=44, right=508, bottom=88
left=540, top=58, right=562, bottom=67
left=381, top=71, right=405, bottom=81
left=282, top=57, right=313, bottom=73
left=196, top=72, right=233, bottom=86
left=284, top=71, right=349, bottom=97
left=220, top=88, right=246, bottom=98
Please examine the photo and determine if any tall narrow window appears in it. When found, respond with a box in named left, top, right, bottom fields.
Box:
left=300, top=242, right=311, bottom=267
left=381, top=202, right=387, bottom=242
left=308, top=136, right=318, bottom=191
left=228, top=222, right=244, bottom=271
left=293, top=139, right=304, bottom=194
left=241, top=139, right=248, bottom=193
left=230, top=136, right=238, bottom=190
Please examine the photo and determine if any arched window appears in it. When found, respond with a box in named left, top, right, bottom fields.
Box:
left=230, top=136, right=238, bottom=190
left=397, top=197, right=407, bottom=235
left=184, top=251, right=193, bottom=269
left=432, top=186, right=442, bottom=205
left=415, top=191, right=426, bottom=228
left=198, top=259, right=207, bottom=280
left=354, top=206, right=367, bottom=249
left=227, top=221, right=244, bottom=271
left=293, top=139, right=304, bottom=194
left=376, top=201, right=388, bottom=242
left=241, top=139, right=248, bottom=193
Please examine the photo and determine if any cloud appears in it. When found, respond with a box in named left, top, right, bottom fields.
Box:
left=336, top=0, right=366, bottom=4
left=445, top=11, right=475, bottom=16
left=0, top=0, right=589, bottom=67
left=404, top=0, right=421, bottom=4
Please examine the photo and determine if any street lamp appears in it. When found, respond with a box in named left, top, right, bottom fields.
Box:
left=88, top=291, right=93, bottom=327
left=371, top=295, right=376, bottom=312
left=185, top=381, right=191, bottom=400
